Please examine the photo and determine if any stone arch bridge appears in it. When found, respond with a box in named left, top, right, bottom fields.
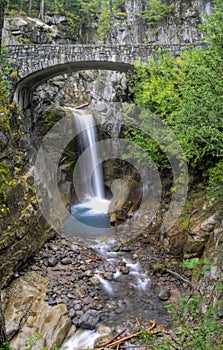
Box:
left=6, top=43, right=205, bottom=108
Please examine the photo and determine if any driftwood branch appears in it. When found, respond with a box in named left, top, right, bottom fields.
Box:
left=75, top=102, right=89, bottom=109
left=99, top=328, right=127, bottom=349
left=120, top=346, right=147, bottom=349
left=98, top=320, right=156, bottom=350
left=166, top=269, right=193, bottom=287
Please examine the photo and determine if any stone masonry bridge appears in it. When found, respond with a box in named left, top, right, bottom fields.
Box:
left=6, top=43, right=205, bottom=108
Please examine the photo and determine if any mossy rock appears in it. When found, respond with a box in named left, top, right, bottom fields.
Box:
left=42, top=109, right=66, bottom=133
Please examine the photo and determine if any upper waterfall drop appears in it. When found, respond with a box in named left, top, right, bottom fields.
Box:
left=72, top=109, right=105, bottom=201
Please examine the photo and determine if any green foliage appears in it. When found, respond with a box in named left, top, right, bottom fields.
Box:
left=129, top=293, right=223, bottom=349
left=0, top=336, right=61, bottom=350
left=207, top=160, right=223, bottom=204
left=112, top=0, right=125, bottom=11
left=176, top=200, right=193, bottom=229
left=6, top=0, right=126, bottom=40
left=17, top=37, right=31, bottom=44
left=127, top=1, right=223, bottom=198
left=65, top=0, right=102, bottom=34
left=215, top=282, right=223, bottom=291
left=42, top=110, right=62, bottom=132
left=0, top=344, right=60, bottom=350
left=0, top=48, right=13, bottom=213
left=97, top=0, right=111, bottom=41
left=159, top=294, right=223, bottom=349
left=152, top=262, right=167, bottom=272
left=180, top=257, right=199, bottom=270
left=0, top=48, right=11, bottom=132
left=181, top=257, right=212, bottom=277
left=6, top=0, right=103, bottom=35
left=194, top=257, right=212, bottom=276
left=0, top=47, right=10, bottom=105
left=132, top=48, right=223, bottom=165
left=97, top=0, right=126, bottom=41
left=0, top=343, right=13, bottom=350
left=0, top=112, right=10, bottom=132
left=142, top=0, right=174, bottom=25
left=126, top=296, right=216, bottom=348
left=123, top=105, right=173, bottom=170
left=200, top=0, right=223, bottom=50
left=23, top=335, right=39, bottom=350
left=0, top=164, right=15, bottom=205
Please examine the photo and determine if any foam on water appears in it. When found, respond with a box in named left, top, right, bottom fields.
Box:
left=94, top=273, right=114, bottom=295
left=62, top=329, right=103, bottom=350
left=113, top=268, right=122, bottom=279
left=125, top=260, right=150, bottom=291
left=81, top=197, right=111, bottom=213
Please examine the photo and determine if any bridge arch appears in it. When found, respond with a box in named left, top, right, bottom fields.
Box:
left=6, top=43, right=206, bottom=108
left=15, top=60, right=133, bottom=109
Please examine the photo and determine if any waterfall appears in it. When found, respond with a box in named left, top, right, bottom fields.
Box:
left=72, top=109, right=105, bottom=200
left=64, top=108, right=111, bottom=239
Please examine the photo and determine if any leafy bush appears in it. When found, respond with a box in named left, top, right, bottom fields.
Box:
left=180, top=258, right=199, bottom=270
left=131, top=47, right=223, bottom=167
left=160, top=294, right=223, bottom=349
left=142, top=0, right=174, bottom=25
left=201, top=0, right=223, bottom=50
left=126, top=0, right=223, bottom=200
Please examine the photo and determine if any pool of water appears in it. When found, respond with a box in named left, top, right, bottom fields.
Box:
left=64, top=197, right=112, bottom=241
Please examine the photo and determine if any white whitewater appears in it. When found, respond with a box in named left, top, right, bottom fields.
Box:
left=94, top=273, right=114, bottom=295
left=73, top=109, right=105, bottom=201
left=64, top=108, right=111, bottom=239
left=125, top=260, right=150, bottom=291
left=62, top=329, right=103, bottom=350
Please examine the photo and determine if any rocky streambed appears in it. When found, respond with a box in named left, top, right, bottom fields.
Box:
left=2, top=232, right=190, bottom=349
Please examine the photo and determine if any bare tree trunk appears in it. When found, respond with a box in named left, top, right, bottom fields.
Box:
left=0, top=9, right=7, bottom=331
left=0, top=293, right=7, bottom=346
left=20, top=0, right=24, bottom=13
left=39, top=0, right=45, bottom=20
left=108, top=0, right=112, bottom=43
left=28, top=0, right=32, bottom=16
left=0, top=0, right=6, bottom=52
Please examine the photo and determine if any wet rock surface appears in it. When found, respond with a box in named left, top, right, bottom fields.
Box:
left=27, top=236, right=106, bottom=329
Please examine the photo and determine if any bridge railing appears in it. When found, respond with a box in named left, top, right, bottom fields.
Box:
left=5, top=42, right=209, bottom=78
left=5, top=42, right=208, bottom=59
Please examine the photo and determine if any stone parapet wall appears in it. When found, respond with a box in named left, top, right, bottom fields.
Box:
left=6, top=42, right=207, bottom=79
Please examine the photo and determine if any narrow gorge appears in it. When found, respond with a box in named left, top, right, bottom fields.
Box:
left=0, top=0, right=222, bottom=349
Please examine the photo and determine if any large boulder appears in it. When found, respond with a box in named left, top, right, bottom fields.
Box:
left=79, top=309, right=100, bottom=330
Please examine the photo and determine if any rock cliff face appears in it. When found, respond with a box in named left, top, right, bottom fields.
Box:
left=2, top=271, right=72, bottom=349
left=110, top=0, right=212, bottom=45
left=32, top=70, right=128, bottom=111
left=0, top=105, right=55, bottom=289
left=3, top=0, right=213, bottom=45
left=3, top=15, right=75, bottom=45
